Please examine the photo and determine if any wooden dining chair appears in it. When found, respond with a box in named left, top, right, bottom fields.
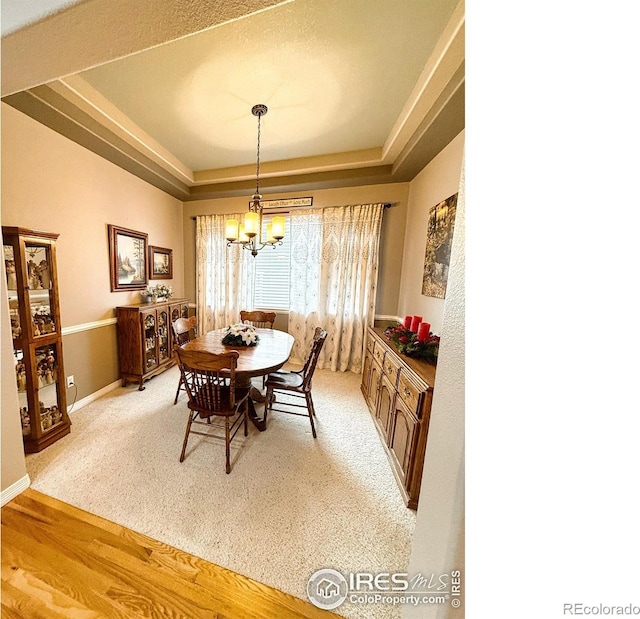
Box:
left=174, top=347, right=250, bottom=474
left=240, top=310, right=276, bottom=329
left=264, top=327, right=327, bottom=438
left=172, top=316, right=198, bottom=345
left=172, top=316, right=198, bottom=404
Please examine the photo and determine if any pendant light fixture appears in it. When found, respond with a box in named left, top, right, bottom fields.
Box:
left=225, top=104, right=286, bottom=257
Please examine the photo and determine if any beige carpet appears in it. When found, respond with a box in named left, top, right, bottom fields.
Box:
left=26, top=365, right=416, bottom=619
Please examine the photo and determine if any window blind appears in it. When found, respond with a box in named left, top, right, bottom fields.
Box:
left=253, top=217, right=290, bottom=311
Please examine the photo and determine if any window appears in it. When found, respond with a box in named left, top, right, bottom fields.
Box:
left=253, top=216, right=290, bottom=311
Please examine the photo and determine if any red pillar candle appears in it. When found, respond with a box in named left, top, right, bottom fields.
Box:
left=417, top=322, right=431, bottom=342
left=403, top=315, right=412, bottom=329
left=410, top=315, right=422, bottom=332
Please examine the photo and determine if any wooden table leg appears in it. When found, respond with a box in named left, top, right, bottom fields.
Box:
left=238, top=378, right=266, bottom=431
left=250, top=385, right=266, bottom=403
left=247, top=398, right=266, bottom=432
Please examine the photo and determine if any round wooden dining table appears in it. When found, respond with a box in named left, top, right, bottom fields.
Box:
left=182, top=327, right=295, bottom=431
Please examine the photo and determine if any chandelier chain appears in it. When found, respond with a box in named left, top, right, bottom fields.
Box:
left=255, top=112, right=262, bottom=196
left=225, top=104, right=283, bottom=256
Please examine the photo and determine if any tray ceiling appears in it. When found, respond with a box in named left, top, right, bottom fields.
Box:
left=2, top=0, right=465, bottom=201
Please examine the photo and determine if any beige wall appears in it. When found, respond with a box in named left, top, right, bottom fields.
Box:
left=1, top=104, right=185, bottom=324
left=182, top=183, right=411, bottom=320
left=1, top=102, right=185, bottom=404
left=398, top=130, right=465, bottom=335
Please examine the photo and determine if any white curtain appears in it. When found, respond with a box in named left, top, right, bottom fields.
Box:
left=196, top=215, right=255, bottom=333
left=288, top=203, right=384, bottom=373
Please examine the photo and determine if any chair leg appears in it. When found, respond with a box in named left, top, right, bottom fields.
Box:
left=244, top=401, right=248, bottom=437
left=264, top=385, right=273, bottom=424
left=305, top=392, right=317, bottom=438
left=179, top=410, right=195, bottom=462
left=173, top=375, right=184, bottom=405
left=225, top=416, right=231, bottom=474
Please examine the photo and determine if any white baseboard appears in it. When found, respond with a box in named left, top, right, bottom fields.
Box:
left=1, top=473, right=30, bottom=507
left=67, top=379, right=121, bottom=414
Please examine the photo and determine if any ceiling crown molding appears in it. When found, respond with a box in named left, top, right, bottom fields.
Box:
left=52, top=76, right=194, bottom=185
left=1, top=0, right=465, bottom=201
left=383, top=0, right=465, bottom=164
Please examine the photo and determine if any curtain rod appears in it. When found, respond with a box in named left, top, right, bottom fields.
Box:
left=191, top=202, right=393, bottom=220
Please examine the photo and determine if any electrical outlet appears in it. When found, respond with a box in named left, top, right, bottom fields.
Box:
left=66, top=375, right=75, bottom=388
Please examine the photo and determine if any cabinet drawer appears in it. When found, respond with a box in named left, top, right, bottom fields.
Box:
left=397, top=373, right=424, bottom=417
left=373, top=341, right=385, bottom=365
left=382, top=353, right=401, bottom=386
left=366, top=336, right=376, bottom=355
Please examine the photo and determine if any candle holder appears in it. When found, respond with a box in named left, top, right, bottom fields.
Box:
left=383, top=322, right=440, bottom=363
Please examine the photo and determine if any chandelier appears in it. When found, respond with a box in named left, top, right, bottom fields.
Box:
left=225, top=104, right=286, bottom=257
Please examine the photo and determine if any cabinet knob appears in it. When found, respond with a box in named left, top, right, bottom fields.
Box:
left=403, top=387, right=411, bottom=397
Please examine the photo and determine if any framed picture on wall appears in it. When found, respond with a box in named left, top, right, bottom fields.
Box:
left=108, top=225, right=148, bottom=291
left=148, top=246, right=173, bottom=280
left=422, top=193, right=458, bottom=299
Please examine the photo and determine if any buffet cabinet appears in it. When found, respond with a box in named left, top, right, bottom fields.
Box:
left=116, top=298, right=190, bottom=390
left=3, top=226, right=71, bottom=453
left=361, top=326, right=437, bottom=509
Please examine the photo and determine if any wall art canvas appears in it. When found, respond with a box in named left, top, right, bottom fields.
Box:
left=149, top=245, right=173, bottom=279
left=108, top=225, right=148, bottom=291
left=422, top=193, right=458, bottom=299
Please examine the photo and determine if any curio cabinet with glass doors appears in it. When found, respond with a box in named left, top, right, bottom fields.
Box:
left=3, top=227, right=71, bottom=452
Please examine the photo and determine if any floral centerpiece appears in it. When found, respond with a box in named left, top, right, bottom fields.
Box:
left=383, top=322, right=440, bottom=363
left=221, top=323, right=260, bottom=347
left=141, top=284, right=173, bottom=302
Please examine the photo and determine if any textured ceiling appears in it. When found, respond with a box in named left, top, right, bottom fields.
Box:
left=1, top=0, right=465, bottom=200
left=0, top=0, right=84, bottom=36
left=79, top=0, right=459, bottom=172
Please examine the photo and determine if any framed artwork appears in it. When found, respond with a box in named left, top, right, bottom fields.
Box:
left=149, top=246, right=173, bottom=279
left=422, top=193, right=458, bottom=299
left=108, top=225, right=148, bottom=291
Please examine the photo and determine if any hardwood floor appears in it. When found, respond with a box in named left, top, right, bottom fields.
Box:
left=1, top=488, right=338, bottom=618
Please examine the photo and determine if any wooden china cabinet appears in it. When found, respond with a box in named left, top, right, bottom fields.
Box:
left=3, top=227, right=71, bottom=453
left=116, top=298, right=190, bottom=390
left=361, top=326, right=437, bottom=509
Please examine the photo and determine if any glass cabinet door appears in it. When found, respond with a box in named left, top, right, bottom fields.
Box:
left=158, top=309, right=169, bottom=362
left=24, top=243, right=57, bottom=338
left=15, top=343, right=65, bottom=436
left=170, top=302, right=189, bottom=322
left=143, top=313, right=158, bottom=370
left=14, top=349, right=30, bottom=436
left=4, top=244, right=22, bottom=340
left=34, top=343, right=65, bottom=432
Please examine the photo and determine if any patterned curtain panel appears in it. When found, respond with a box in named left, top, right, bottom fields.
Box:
left=289, top=203, right=384, bottom=373
left=195, top=215, right=255, bottom=333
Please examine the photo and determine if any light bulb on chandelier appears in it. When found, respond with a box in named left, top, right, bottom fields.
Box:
left=225, top=104, right=286, bottom=257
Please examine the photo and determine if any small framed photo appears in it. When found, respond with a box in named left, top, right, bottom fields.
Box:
left=108, top=225, right=148, bottom=291
left=149, top=246, right=173, bottom=280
